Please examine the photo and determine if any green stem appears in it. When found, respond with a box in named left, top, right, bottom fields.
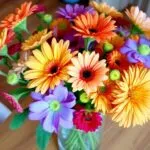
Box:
left=6, top=54, right=14, bottom=61
left=65, top=129, right=77, bottom=145
left=88, top=132, right=95, bottom=150
left=77, top=131, right=86, bottom=150
left=0, top=70, right=7, bottom=77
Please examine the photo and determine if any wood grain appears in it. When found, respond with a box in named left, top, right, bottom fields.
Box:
left=0, top=0, right=150, bottom=150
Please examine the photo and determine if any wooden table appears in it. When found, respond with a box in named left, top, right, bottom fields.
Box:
left=0, top=0, right=150, bottom=150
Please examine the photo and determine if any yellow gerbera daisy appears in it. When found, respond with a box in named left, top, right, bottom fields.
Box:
left=111, top=66, right=150, bottom=128
left=24, top=38, right=72, bottom=94
left=90, top=1, right=123, bottom=18
left=21, top=29, right=52, bottom=51
left=125, top=6, right=150, bottom=38
left=0, top=28, right=7, bottom=48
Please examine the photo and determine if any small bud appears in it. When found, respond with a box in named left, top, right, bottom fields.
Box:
left=38, top=13, right=52, bottom=24
left=7, top=73, right=19, bottom=85
left=109, top=69, right=121, bottom=81
left=103, top=42, right=114, bottom=52
left=80, top=92, right=90, bottom=103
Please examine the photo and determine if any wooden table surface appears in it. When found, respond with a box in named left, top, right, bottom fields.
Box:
left=0, top=0, right=150, bottom=150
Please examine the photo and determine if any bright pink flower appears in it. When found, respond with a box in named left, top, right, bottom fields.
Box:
left=73, top=109, right=102, bottom=133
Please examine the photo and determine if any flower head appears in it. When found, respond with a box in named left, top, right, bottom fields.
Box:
left=111, top=66, right=150, bottom=127
left=22, top=29, right=52, bottom=51
left=24, top=38, right=72, bottom=94
left=0, top=91, right=23, bottom=113
left=120, top=37, right=150, bottom=68
left=90, top=1, right=123, bottom=18
left=73, top=109, right=102, bottom=133
left=0, top=1, right=38, bottom=30
left=107, top=50, right=129, bottom=70
left=0, top=28, right=14, bottom=49
left=50, top=18, right=71, bottom=38
left=125, top=6, right=150, bottom=38
left=73, top=12, right=116, bottom=43
left=68, top=52, right=109, bottom=93
left=88, top=82, right=113, bottom=114
left=29, top=85, right=76, bottom=133
left=56, top=4, right=94, bottom=21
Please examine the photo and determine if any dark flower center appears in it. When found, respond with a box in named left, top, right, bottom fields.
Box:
left=50, top=65, right=58, bottom=74
left=89, top=28, right=97, bottom=33
left=115, top=60, right=120, bottom=66
left=82, top=70, right=92, bottom=79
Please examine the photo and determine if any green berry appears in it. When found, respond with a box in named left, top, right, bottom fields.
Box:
left=7, top=73, right=19, bottom=85
left=138, top=44, right=150, bottom=56
left=80, top=92, right=90, bottom=103
left=43, top=14, right=53, bottom=24
left=109, top=69, right=121, bottom=81
left=103, top=42, right=114, bottom=52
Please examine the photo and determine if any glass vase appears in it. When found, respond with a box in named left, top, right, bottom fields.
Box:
left=58, top=116, right=105, bottom=150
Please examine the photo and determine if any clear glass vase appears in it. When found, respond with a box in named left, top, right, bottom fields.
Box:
left=58, top=116, right=105, bottom=150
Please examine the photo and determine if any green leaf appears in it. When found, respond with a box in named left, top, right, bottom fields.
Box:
left=11, top=53, right=19, bottom=61
left=14, top=18, right=28, bottom=34
left=84, top=38, right=95, bottom=50
left=131, top=24, right=144, bottom=35
left=36, top=124, right=51, bottom=150
left=0, top=57, right=7, bottom=65
left=9, top=88, right=32, bottom=101
left=9, top=108, right=29, bottom=130
left=0, top=45, right=8, bottom=56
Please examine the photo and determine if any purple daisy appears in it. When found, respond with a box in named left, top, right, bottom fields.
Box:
left=116, top=26, right=130, bottom=37
left=120, top=37, right=150, bottom=68
left=28, top=85, right=76, bottom=133
left=56, top=4, right=95, bottom=21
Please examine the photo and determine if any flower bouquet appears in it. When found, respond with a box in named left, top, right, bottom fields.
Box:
left=0, top=1, right=150, bottom=150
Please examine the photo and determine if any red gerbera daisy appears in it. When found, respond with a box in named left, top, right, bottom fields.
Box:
left=73, top=110, right=102, bottom=133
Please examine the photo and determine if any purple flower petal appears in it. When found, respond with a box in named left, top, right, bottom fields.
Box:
left=60, top=106, right=74, bottom=121
left=66, top=4, right=73, bottom=14
left=120, top=47, right=132, bottom=54
left=139, top=37, right=150, bottom=46
left=125, top=39, right=137, bottom=50
left=53, top=85, right=68, bottom=102
left=127, top=52, right=139, bottom=63
left=53, top=112, right=60, bottom=133
left=43, top=112, right=54, bottom=133
left=144, top=56, right=150, bottom=68
left=31, top=92, right=43, bottom=101
left=44, top=95, right=57, bottom=102
left=62, top=92, right=76, bottom=108
left=29, top=101, right=48, bottom=113
left=60, top=118, right=73, bottom=129
left=28, top=109, right=49, bottom=120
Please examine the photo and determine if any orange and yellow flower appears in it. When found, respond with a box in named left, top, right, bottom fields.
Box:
left=24, top=38, right=72, bottom=94
left=22, top=29, right=52, bottom=51
left=90, top=1, right=123, bottom=18
left=73, top=12, right=116, bottom=43
left=0, top=28, right=14, bottom=49
left=126, top=6, right=150, bottom=38
left=111, top=66, right=150, bottom=128
left=88, top=81, right=114, bottom=114
left=0, top=1, right=37, bottom=30
left=68, top=52, right=109, bottom=93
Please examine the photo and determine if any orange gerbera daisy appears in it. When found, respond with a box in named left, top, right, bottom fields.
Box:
left=125, top=6, right=150, bottom=38
left=88, top=81, right=113, bottom=114
left=0, top=1, right=37, bottom=30
left=107, top=50, right=129, bottom=70
left=90, top=1, right=123, bottom=18
left=24, top=38, right=72, bottom=94
left=0, top=28, right=14, bottom=49
left=111, top=66, right=150, bottom=128
left=68, top=52, right=109, bottom=93
left=73, top=12, right=116, bottom=43
left=21, top=29, right=52, bottom=51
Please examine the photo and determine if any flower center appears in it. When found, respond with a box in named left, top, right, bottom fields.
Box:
left=58, top=22, right=67, bottom=30
left=89, top=28, right=97, bottom=33
left=50, top=65, right=58, bottom=74
left=49, top=100, right=60, bottom=111
left=82, top=70, right=92, bottom=79
left=138, top=44, right=150, bottom=56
